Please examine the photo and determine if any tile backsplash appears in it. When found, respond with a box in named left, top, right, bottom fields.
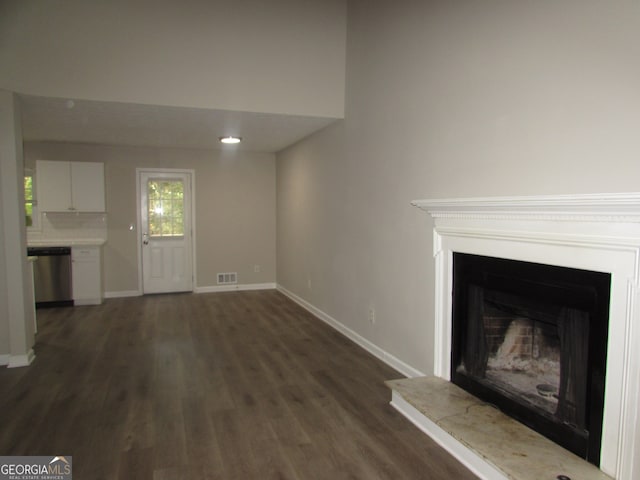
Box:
left=27, top=212, right=108, bottom=242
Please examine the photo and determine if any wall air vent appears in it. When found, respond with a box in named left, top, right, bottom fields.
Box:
left=217, top=272, right=238, bottom=285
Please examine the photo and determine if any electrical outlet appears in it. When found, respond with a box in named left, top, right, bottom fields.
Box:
left=369, top=307, right=376, bottom=324
left=307, top=278, right=312, bottom=290
left=254, top=264, right=261, bottom=273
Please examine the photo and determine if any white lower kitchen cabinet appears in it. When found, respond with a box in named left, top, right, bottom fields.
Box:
left=72, top=246, right=103, bottom=305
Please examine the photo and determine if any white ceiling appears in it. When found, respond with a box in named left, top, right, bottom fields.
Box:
left=19, top=95, right=339, bottom=153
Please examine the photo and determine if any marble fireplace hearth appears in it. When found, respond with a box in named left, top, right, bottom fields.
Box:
left=386, top=376, right=610, bottom=480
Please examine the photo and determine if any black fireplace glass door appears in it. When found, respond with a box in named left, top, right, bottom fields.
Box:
left=451, top=253, right=610, bottom=466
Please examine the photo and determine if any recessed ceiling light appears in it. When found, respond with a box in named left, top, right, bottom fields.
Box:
left=219, top=136, right=242, bottom=144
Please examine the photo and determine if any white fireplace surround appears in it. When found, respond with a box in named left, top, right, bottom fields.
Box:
left=412, top=193, right=640, bottom=479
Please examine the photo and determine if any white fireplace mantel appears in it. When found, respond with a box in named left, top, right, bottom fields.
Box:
left=412, top=193, right=640, bottom=480
left=412, top=192, right=640, bottom=221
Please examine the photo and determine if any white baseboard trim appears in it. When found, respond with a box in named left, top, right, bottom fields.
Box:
left=276, top=284, right=424, bottom=379
left=389, top=390, right=508, bottom=480
left=104, top=290, right=142, bottom=299
left=7, top=349, right=36, bottom=369
left=195, top=283, right=276, bottom=294
left=0, top=354, right=10, bottom=366
left=105, top=284, right=277, bottom=297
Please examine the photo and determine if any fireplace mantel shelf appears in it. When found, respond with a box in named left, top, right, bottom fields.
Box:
left=412, top=192, right=640, bottom=222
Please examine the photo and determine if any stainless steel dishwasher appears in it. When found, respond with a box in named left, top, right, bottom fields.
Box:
left=27, top=246, right=73, bottom=308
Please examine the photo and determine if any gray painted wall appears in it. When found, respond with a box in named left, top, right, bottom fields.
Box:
left=0, top=90, right=35, bottom=362
left=276, top=0, right=640, bottom=375
left=0, top=0, right=346, bottom=118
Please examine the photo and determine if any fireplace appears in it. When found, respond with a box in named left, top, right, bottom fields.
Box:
left=408, top=193, right=640, bottom=479
left=451, top=253, right=610, bottom=465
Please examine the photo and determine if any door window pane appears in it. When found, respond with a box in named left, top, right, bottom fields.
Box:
left=147, top=179, right=184, bottom=237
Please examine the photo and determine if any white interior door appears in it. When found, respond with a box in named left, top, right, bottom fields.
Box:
left=139, top=170, right=193, bottom=294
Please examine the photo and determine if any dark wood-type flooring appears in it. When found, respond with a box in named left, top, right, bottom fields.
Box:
left=0, top=290, right=477, bottom=479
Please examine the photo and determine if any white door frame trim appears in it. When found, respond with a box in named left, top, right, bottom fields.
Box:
left=136, top=168, right=197, bottom=294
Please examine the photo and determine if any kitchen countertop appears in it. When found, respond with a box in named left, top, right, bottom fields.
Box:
left=27, top=238, right=106, bottom=247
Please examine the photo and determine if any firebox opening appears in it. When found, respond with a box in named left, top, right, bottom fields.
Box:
left=451, top=253, right=610, bottom=466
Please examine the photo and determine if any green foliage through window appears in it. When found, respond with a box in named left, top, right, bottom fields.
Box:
left=148, top=179, right=184, bottom=237
left=25, top=175, right=34, bottom=227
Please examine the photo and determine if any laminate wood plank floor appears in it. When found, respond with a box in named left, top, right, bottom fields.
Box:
left=0, top=290, right=477, bottom=480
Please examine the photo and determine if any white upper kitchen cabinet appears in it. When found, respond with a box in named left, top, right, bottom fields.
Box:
left=36, top=160, right=105, bottom=212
